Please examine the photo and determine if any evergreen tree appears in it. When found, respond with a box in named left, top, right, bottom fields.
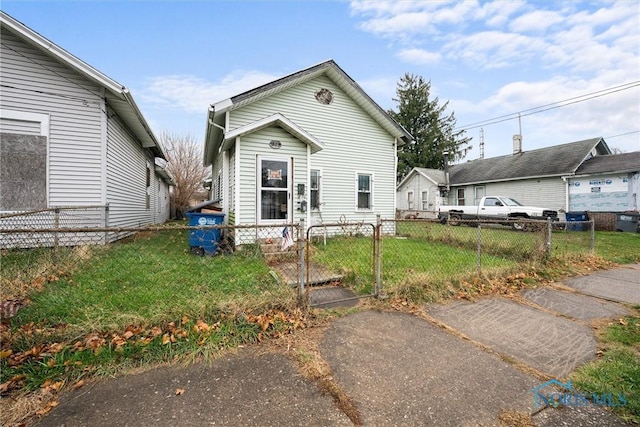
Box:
left=389, top=73, right=472, bottom=181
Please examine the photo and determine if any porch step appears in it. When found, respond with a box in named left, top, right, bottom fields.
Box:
left=258, top=239, right=298, bottom=264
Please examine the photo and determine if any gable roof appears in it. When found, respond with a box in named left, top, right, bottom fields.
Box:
left=397, top=167, right=446, bottom=189
left=449, top=137, right=611, bottom=185
left=574, top=151, right=640, bottom=175
left=0, top=11, right=166, bottom=160
left=221, top=113, right=324, bottom=154
left=205, top=59, right=413, bottom=166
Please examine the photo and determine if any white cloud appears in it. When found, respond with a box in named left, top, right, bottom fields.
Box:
left=397, top=48, right=441, bottom=65
left=507, top=9, right=565, bottom=33
left=444, top=31, right=544, bottom=68
left=140, top=71, right=280, bottom=113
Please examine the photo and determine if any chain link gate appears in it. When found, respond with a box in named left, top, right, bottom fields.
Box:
left=301, top=219, right=381, bottom=308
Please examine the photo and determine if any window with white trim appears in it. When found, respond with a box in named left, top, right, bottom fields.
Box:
left=457, top=188, right=465, bottom=206
left=0, top=110, right=49, bottom=211
left=407, top=191, right=414, bottom=210
left=356, top=172, right=373, bottom=210
left=421, top=190, right=429, bottom=210
left=310, top=169, right=321, bottom=210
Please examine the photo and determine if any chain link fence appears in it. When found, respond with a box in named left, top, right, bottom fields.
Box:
left=1, top=213, right=596, bottom=313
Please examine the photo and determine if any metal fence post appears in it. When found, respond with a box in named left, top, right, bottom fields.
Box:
left=476, top=222, right=482, bottom=275
left=298, top=219, right=307, bottom=306
left=104, top=204, right=110, bottom=245
left=590, top=220, right=595, bottom=254
left=53, top=208, right=60, bottom=264
left=375, top=214, right=382, bottom=297
left=546, top=218, right=552, bottom=258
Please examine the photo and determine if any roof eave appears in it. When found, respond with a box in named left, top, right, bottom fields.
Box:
left=1, top=11, right=166, bottom=160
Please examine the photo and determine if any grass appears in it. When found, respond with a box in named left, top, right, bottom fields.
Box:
left=1, top=222, right=639, bottom=424
left=570, top=315, right=640, bottom=424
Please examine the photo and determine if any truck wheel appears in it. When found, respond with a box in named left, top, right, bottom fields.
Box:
left=449, top=214, right=462, bottom=226
left=511, top=220, right=527, bottom=231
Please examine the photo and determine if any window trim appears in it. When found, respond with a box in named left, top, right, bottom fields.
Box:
left=310, top=168, right=322, bottom=211
left=407, top=190, right=414, bottom=210
left=0, top=109, right=50, bottom=211
left=421, top=190, right=429, bottom=210
left=355, top=171, right=374, bottom=211
left=457, top=188, right=465, bottom=206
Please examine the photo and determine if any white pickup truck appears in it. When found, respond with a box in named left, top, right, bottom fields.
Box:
left=438, top=196, right=558, bottom=229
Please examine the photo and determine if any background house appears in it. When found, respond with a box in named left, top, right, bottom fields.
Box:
left=444, top=137, right=612, bottom=216
left=395, top=168, right=447, bottom=218
left=204, top=60, right=412, bottom=242
left=397, top=136, right=639, bottom=230
left=0, top=12, right=172, bottom=240
left=566, top=151, right=640, bottom=229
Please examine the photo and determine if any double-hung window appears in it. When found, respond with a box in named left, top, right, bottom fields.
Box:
left=310, top=169, right=321, bottom=210
left=407, top=191, right=414, bottom=210
left=356, top=172, right=373, bottom=210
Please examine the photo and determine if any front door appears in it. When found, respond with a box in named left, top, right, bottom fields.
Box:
left=258, top=156, right=291, bottom=224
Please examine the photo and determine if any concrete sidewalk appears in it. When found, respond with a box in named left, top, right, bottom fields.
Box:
left=35, top=264, right=639, bottom=426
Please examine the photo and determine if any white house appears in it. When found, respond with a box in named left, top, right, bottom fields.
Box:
left=204, top=60, right=412, bottom=241
left=0, top=11, right=172, bottom=239
left=396, top=167, right=447, bottom=218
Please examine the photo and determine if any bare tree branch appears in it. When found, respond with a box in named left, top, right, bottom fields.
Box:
left=160, top=132, right=209, bottom=215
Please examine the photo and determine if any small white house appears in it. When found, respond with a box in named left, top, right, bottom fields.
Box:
left=396, top=168, right=447, bottom=218
left=0, top=11, right=172, bottom=239
left=204, top=60, right=412, bottom=241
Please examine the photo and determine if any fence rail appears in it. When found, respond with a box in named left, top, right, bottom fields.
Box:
left=1, top=217, right=595, bottom=309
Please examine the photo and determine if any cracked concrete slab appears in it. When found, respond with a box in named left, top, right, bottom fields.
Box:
left=564, top=266, right=640, bottom=305
left=427, top=298, right=597, bottom=378
left=522, top=288, right=632, bottom=320
left=320, top=310, right=539, bottom=426
left=37, top=351, right=352, bottom=427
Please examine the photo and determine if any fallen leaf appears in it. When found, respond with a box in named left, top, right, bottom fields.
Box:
left=175, top=388, right=185, bottom=395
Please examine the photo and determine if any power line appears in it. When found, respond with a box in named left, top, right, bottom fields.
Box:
left=604, top=130, right=640, bottom=139
left=455, top=81, right=640, bottom=132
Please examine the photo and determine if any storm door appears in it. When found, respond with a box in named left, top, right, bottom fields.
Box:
left=258, top=156, right=291, bottom=223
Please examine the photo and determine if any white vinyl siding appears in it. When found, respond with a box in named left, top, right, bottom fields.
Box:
left=106, top=113, right=156, bottom=228
left=449, top=178, right=566, bottom=212
left=237, top=126, right=307, bottom=225
left=229, top=75, right=396, bottom=223
left=1, top=27, right=104, bottom=208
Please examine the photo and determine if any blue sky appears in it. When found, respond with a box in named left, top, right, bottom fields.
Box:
left=2, top=0, right=639, bottom=161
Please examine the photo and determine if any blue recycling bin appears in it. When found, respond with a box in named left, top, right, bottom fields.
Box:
left=565, top=212, right=588, bottom=231
left=185, top=212, right=225, bottom=255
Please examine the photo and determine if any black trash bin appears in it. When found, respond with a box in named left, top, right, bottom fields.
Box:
left=616, top=212, right=640, bottom=233
left=565, top=211, right=588, bottom=231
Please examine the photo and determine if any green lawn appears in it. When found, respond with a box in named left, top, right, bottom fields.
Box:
left=1, top=224, right=638, bottom=419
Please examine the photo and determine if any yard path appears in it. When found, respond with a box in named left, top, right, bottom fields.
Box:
left=37, top=264, right=639, bottom=426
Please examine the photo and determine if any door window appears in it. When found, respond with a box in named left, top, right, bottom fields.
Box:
left=259, top=158, right=289, bottom=221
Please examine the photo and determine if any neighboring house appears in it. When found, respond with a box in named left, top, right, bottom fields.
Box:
left=567, top=151, right=640, bottom=212
left=0, top=12, right=172, bottom=239
left=398, top=136, right=639, bottom=230
left=444, top=137, right=613, bottom=215
left=566, top=151, right=640, bottom=229
left=204, top=60, right=412, bottom=242
left=395, top=167, right=447, bottom=218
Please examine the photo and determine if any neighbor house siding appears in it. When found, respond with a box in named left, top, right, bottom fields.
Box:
left=230, top=75, right=396, bottom=222
left=0, top=27, right=104, bottom=208
left=106, top=112, right=154, bottom=228
left=449, top=177, right=565, bottom=212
